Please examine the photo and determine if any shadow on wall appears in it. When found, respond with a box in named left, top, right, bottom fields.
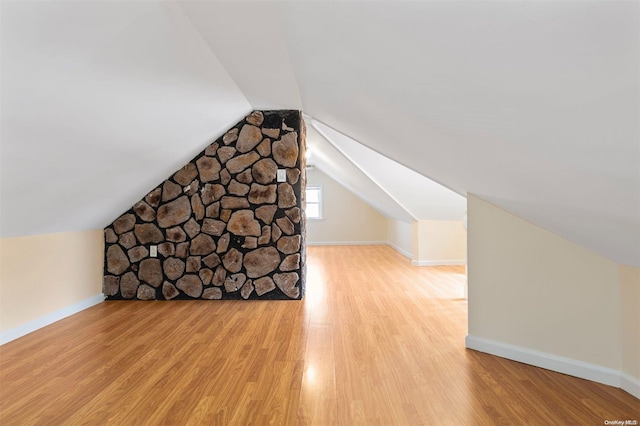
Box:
left=103, top=110, right=306, bottom=300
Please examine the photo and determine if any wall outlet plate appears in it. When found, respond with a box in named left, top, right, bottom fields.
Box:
left=277, top=169, right=287, bottom=182
left=149, top=245, right=157, bottom=257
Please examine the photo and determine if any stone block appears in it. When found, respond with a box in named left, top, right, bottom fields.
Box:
left=157, top=196, right=191, bottom=228
left=285, top=207, right=301, bottom=224
left=248, top=184, right=277, bottom=205
left=280, top=254, right=300, bottom=272
left=252, top=158, right=277, bottom=184
left=254, top=277, right=275, bottom=296
left=246, top=111, right=264, bottom=126
left=272, top=132, right=298, bottom=167
left=243, top=247, right=280, bottom=278
left=107, top=245, right=130, bottom=275
left=222, top=248, right=243, bottom=273
left=158, top=242, right=175, bottom=257
left=201, top=184, right=226, bottom=205
left=236, top=169, right=253, bottom=184
left=103, top=275, right=120, bottom=296
left=224, top=273, right=246, bottom=293
left=217, top=147, right=236, bottom=164
left=137, top=285, right=156, bottom=300
left=201, top=219, right=226, bottom=236
left=204, top=142, right=219, bottom=157
left=163, top=258, right=185, bottom=281
left=199, top=268, right=214, bottom=285
left=145, top=187, right=161, bottom=207
left=221, top=196, right=250, bottom=209
left=276, top=217, right=294, bottom=235
left=236, top=124, right=263, bottom=153
left=227, top=210, right=261, bottom=236
left=128, top=246, right=148, bottom=263
left=183, top=218, right=201, bottom=238
left=202, top=253, right=221, bottom=269
left=255, top=205, right=277, bottom=224
left=105, top=228, right=118, bottom=243
left=257, top=139, right=271, bottom=157
left=139, top=258, right=162, bottom=287
left=135, top=223, right=164, bottom=244
left=118, top=231, right=136, bottom=249
left=113, top=214, right=135, bottom=235
left=166, top=226, right=187, bottom=242
left=228, top=180, right=250, bottom=196
left=226, top=152, right=259, bottom=174
left=120, top=272, right=139, bottom=299
left=191, top=194, right=204, bottom=221
left=277, top=235, right=301, bottom=254
left=241, top=280, right=254, bottom=299
left=173, top=163, right=198, bottom=186
left=202, top=287, right=222, bottom=300
left=163, top=281, right=179, bottom=299
left=223, top=128, right=239, bottom=145
left=274, top=272, right=300, bottom=299
left=277, top=183, right=296, bottom=208
left=134, top=201, right=155, bottom=222
left=186, top=256, right=201, bottom=273
left=177, top=275, right=203, bottom=298
left=196, top=156, right=221, bottom=182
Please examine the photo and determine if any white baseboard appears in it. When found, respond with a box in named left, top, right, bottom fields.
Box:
left=466, top=335, right=640, bottom=399
left=307, top=241, right=387, bottom=246
left=411, top=259, right=466, bottom=266
left=0, top=294, right=105, bottom=345
left=621, top=373, right=640, bottom=399
left=386, top=242, right=412, bottom=259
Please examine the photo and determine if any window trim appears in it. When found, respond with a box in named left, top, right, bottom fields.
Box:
left=305, top=185, right=324, bottom=220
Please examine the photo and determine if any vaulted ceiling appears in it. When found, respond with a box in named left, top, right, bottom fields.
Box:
left=1, top=1, right=638, bottom=266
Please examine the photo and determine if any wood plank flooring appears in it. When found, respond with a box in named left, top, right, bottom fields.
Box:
left=1, top=245, right=637, bottom=425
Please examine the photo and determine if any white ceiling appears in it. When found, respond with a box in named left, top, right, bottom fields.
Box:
left=1, top=1, right=638, bottom=266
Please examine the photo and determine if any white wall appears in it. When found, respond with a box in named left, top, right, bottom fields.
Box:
left=411, top=219, right=467, bottom=266
left=466, top=194, right=639, bottom=397
left=387, top=219, right=413, bottom=258
left=620, top=265, right=640, bottom=382
left=0, top=230, right=104, bottom=343
left=306, top=168, right=388, bottom=244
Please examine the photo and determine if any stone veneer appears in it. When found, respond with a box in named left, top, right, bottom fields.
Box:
left=103, top=110, right=306, bottom=300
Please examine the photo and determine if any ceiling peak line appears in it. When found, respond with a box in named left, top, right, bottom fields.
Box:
left=309, top=116, right=467, bottom=200
left=310, top=118, right=419, bottom=221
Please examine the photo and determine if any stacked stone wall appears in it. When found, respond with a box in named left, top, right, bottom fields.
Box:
left=103, top=110, right=305, bottom=300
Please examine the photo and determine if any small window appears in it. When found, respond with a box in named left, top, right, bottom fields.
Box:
left=305, top=186, right=323, bottom=219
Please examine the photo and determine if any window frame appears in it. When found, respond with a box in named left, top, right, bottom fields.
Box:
left=305, top=185, right=324, bottom=220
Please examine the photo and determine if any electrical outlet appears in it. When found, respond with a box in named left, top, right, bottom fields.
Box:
left=149, top=245, right=157, bottom=257
left=277, top=169, right=287, bottom=182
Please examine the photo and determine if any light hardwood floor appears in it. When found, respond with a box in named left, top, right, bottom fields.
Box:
left=1, top=245, right=637, bottom=425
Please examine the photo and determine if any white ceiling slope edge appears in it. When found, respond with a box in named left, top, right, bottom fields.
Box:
left=312, top=120, right=466, bottom=221
left=306, top=126, right=414, bottom=223
left=0, top=2, right=252, bottom=237
left=1, top=1, right=638, bottom=267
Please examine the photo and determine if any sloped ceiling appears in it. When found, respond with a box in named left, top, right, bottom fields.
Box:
left=0, top=1, right=252, bottom=237
left=306, top=125, right=414, bottom=223
left=313, top=120, right=466, bottom=221
left=1, top=1, right=638, bottom=266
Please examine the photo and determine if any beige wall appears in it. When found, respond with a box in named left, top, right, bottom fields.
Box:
left=467, top=194, right=632, bottom=374
left=387, top=219, right=413, bottom=258
left=412, top=219, right=467, bottom=265
left=0, top=230, right=104, bottom=334
left=306, top=169, right=388, bottom=244
left=620, top=265, right=640, bottom=379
